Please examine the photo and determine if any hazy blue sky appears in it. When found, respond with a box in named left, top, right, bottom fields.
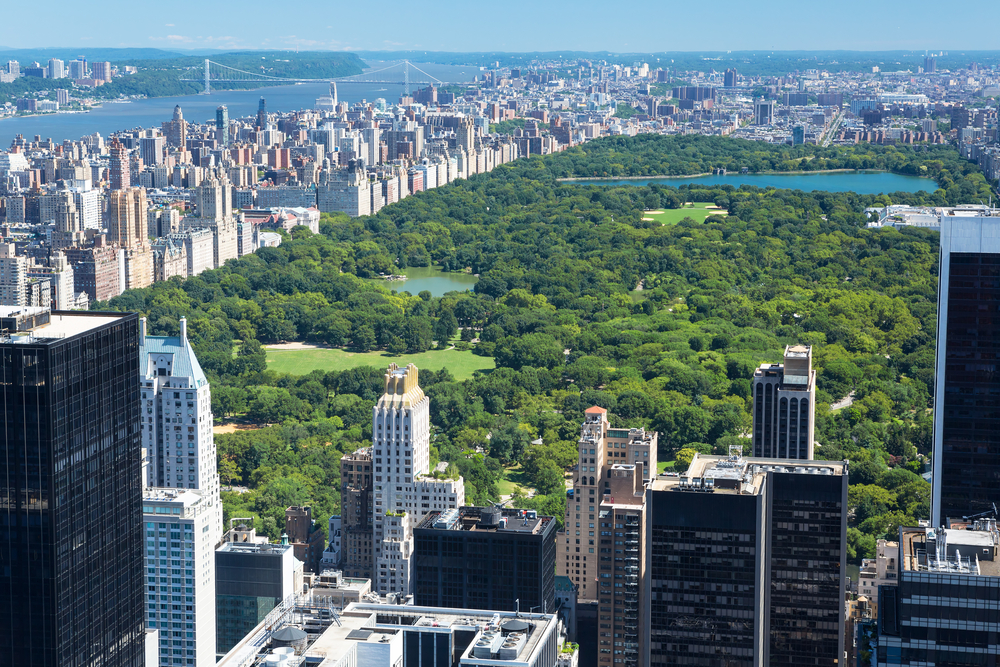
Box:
left=3, top=0, right=1000, bottom=52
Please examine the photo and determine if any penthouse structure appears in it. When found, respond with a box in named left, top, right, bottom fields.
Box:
left=413, top=506, right=557, bottom=613
left=751, top=345, right=816, bottom=460
left=877, top=520, right=1000, bottom=666
left=648, top=451, right=848, bottom=667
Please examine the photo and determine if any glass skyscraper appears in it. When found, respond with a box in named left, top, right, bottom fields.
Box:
left=0, top=307, right=145, bottom=666
left=932, top=216, right=1000, bottom=525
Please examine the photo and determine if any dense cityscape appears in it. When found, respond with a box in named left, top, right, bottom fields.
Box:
left=0, top=37, right=998, bottom=667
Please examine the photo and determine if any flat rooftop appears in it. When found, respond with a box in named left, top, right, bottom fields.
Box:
left=651, top=454, right=847, bottom=496
left=0, top=307, right=128, bottom=342
left=416, top=507, right=554, bottom=535
left=216, top=542, right=293, bottom=556
left=900, top=523, right=1000, bottom=578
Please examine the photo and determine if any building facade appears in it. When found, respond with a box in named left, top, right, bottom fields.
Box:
left=751, top=345, right=816, bottom=460
left=413, top=506, right=557, bottom=613
left=0, top=307, right=145, bottom=666
left=143, top=489, right=219, bottom=667
left=932, top=215, right=1000, bottom=525
left=371, top=364, right=465, bottom=595
left=877, top=520, right=999, bottom=666
left=647, top=453, right=848, bottom=667
left=557, top=407, right=658, bottom=602
left=341, top=447, right=374, bottom=579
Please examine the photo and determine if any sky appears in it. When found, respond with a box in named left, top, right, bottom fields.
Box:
left=3, top=0, right=1000, bottom=53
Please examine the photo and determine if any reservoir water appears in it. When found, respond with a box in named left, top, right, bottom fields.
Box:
left=568, top=171, right=937, bottom=194
left=372, top=266, right=478, bottom=297
left=0, top=62, right=475, bottom=145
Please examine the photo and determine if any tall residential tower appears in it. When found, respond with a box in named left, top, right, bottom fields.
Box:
left=751, top=345, right=816, bottom=459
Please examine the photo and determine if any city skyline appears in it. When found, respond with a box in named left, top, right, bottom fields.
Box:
left=1, top=0, right=1000, bottom=52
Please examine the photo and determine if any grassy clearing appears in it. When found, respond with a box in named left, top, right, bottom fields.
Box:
left=642, top=203, right=727, bottom=225
left=265, top=346, right=495, bottom=380
left=499, top=465, right=536, bottom=497
left=658, top=460, right=676, bottom=473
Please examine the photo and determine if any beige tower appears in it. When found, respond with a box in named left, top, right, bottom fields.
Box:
left=107, top=187, right=148, bottom=248
left=557, top=407, right=657, bottom=603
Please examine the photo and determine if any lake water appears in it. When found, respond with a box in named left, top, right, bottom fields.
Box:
left=568, top=171, right=937, bottom=194
left=373, top=266, right=478, bottom=297
left=0, top=62, right=476, bottom=145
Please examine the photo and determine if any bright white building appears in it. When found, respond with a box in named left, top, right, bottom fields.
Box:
left=371, top=363, right=464, bottom=595
left=139, top=316, right=222, bottom=539
left=142, top=488, right=218, bottom=667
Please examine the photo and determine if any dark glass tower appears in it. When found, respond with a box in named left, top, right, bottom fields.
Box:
left=932, top=218, right=1000, bottom=525
left=0, top=308, right=144, bottom=666
left=256, top=97, right=267, bottom=130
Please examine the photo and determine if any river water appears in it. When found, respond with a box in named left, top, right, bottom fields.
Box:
left=568, top=171, right=937, bottom=194
left=0, top=62, right=477, bottom=145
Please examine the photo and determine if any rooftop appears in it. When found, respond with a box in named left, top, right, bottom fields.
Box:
left=651, top=453, right=847, bottom=496
left=216, top=541, right=293, bottom=556
left=416, top=506, right=554, bottom=535
left=899, top=520, right=1000, bottom=578
left=0, top=306, right=128, bottom=342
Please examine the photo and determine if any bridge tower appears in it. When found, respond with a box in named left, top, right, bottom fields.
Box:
left=204, top=59, right=211, bottom=95
left=403, top=60, right=409, bottom=96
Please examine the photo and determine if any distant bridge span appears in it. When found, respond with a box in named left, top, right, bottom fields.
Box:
left=179, top=59, right=469, bottom=95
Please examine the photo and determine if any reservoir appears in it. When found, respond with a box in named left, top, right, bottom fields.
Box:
left=0, top=62, right=474, bottom=145
left=373, top=266, right=478, bottom=297
left=567, top=171, right=937, bottom=194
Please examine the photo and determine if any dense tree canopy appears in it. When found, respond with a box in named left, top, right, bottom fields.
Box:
left=101, top=135, right=955, bottom=551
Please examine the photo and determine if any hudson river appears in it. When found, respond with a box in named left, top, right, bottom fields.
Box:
left=0, top=62, right=475, bottom=145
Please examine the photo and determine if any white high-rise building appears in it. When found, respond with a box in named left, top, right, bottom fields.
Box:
left=0, top=242, right=27, bottom=306
left=47, top=58, right=64, bottom=79
left=371, top=364, right=465, bottom=595
left=142, top=488, right=218, bottom=667
left=139, top=316, right=223, bottom=537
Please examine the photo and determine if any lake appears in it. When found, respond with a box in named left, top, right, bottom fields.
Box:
left=0, top=62, right=476, bottom=145
left=567, top=171, right=937, bottom=194
left=373, top=266, right=478, bottom=297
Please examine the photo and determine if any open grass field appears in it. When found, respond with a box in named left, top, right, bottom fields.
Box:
left=642, top=203, right=727, bottom=225
left=498, top=465, right=536, bottom=497
left=658, top=460, right=676, bottom=473
left=265, top=346, right=495, bottom=380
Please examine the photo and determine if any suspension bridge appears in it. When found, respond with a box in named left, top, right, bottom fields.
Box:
left=179, top=59, right=468, bottom=95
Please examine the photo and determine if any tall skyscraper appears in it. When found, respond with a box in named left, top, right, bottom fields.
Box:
left=162, top=105, right=188, bottom=148
left=340, top=447, right=374, bottom=579
left=109, top=136, right=130, bottom=190
left=256, top=97, right=267, bottom=129
left=140, top=135, right=166, bottom=166
left=647, top=452, right=847, bottom=667
left=139, top=317, right=222, bottom=525
left=724, top=68, right=738, bottom=87
left=68, top=57, right=87, bottom=79
left=557, top=407, right=657, bottom=601
left=47, top=58, right=64, bottom=79
left=932, top=215, right=1000, bottom=525
left=91, top=61, right=112, bottom=82
left=371, top=364, right=465, bottom=595
left=108, top=186, right=148, bottom=248
left=0, top=307, right=145, bottom=666
left=924, top=55, right=937, bottom=73
left=751, top=345, right=816, bottom=459
left=754, top=98, right=775, bottom=125
left=216, top=105, right=229, bottom=145
left=0, top=242, right=28, bottom=305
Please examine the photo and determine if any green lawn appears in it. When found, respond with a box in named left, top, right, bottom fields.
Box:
left=658, top=460, right=676, bottom=473
left=499, top=465, right=536, bottom=497
left=265, top=346, right=495, bottom=380
left=643, top=203, right=727, bottom=225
